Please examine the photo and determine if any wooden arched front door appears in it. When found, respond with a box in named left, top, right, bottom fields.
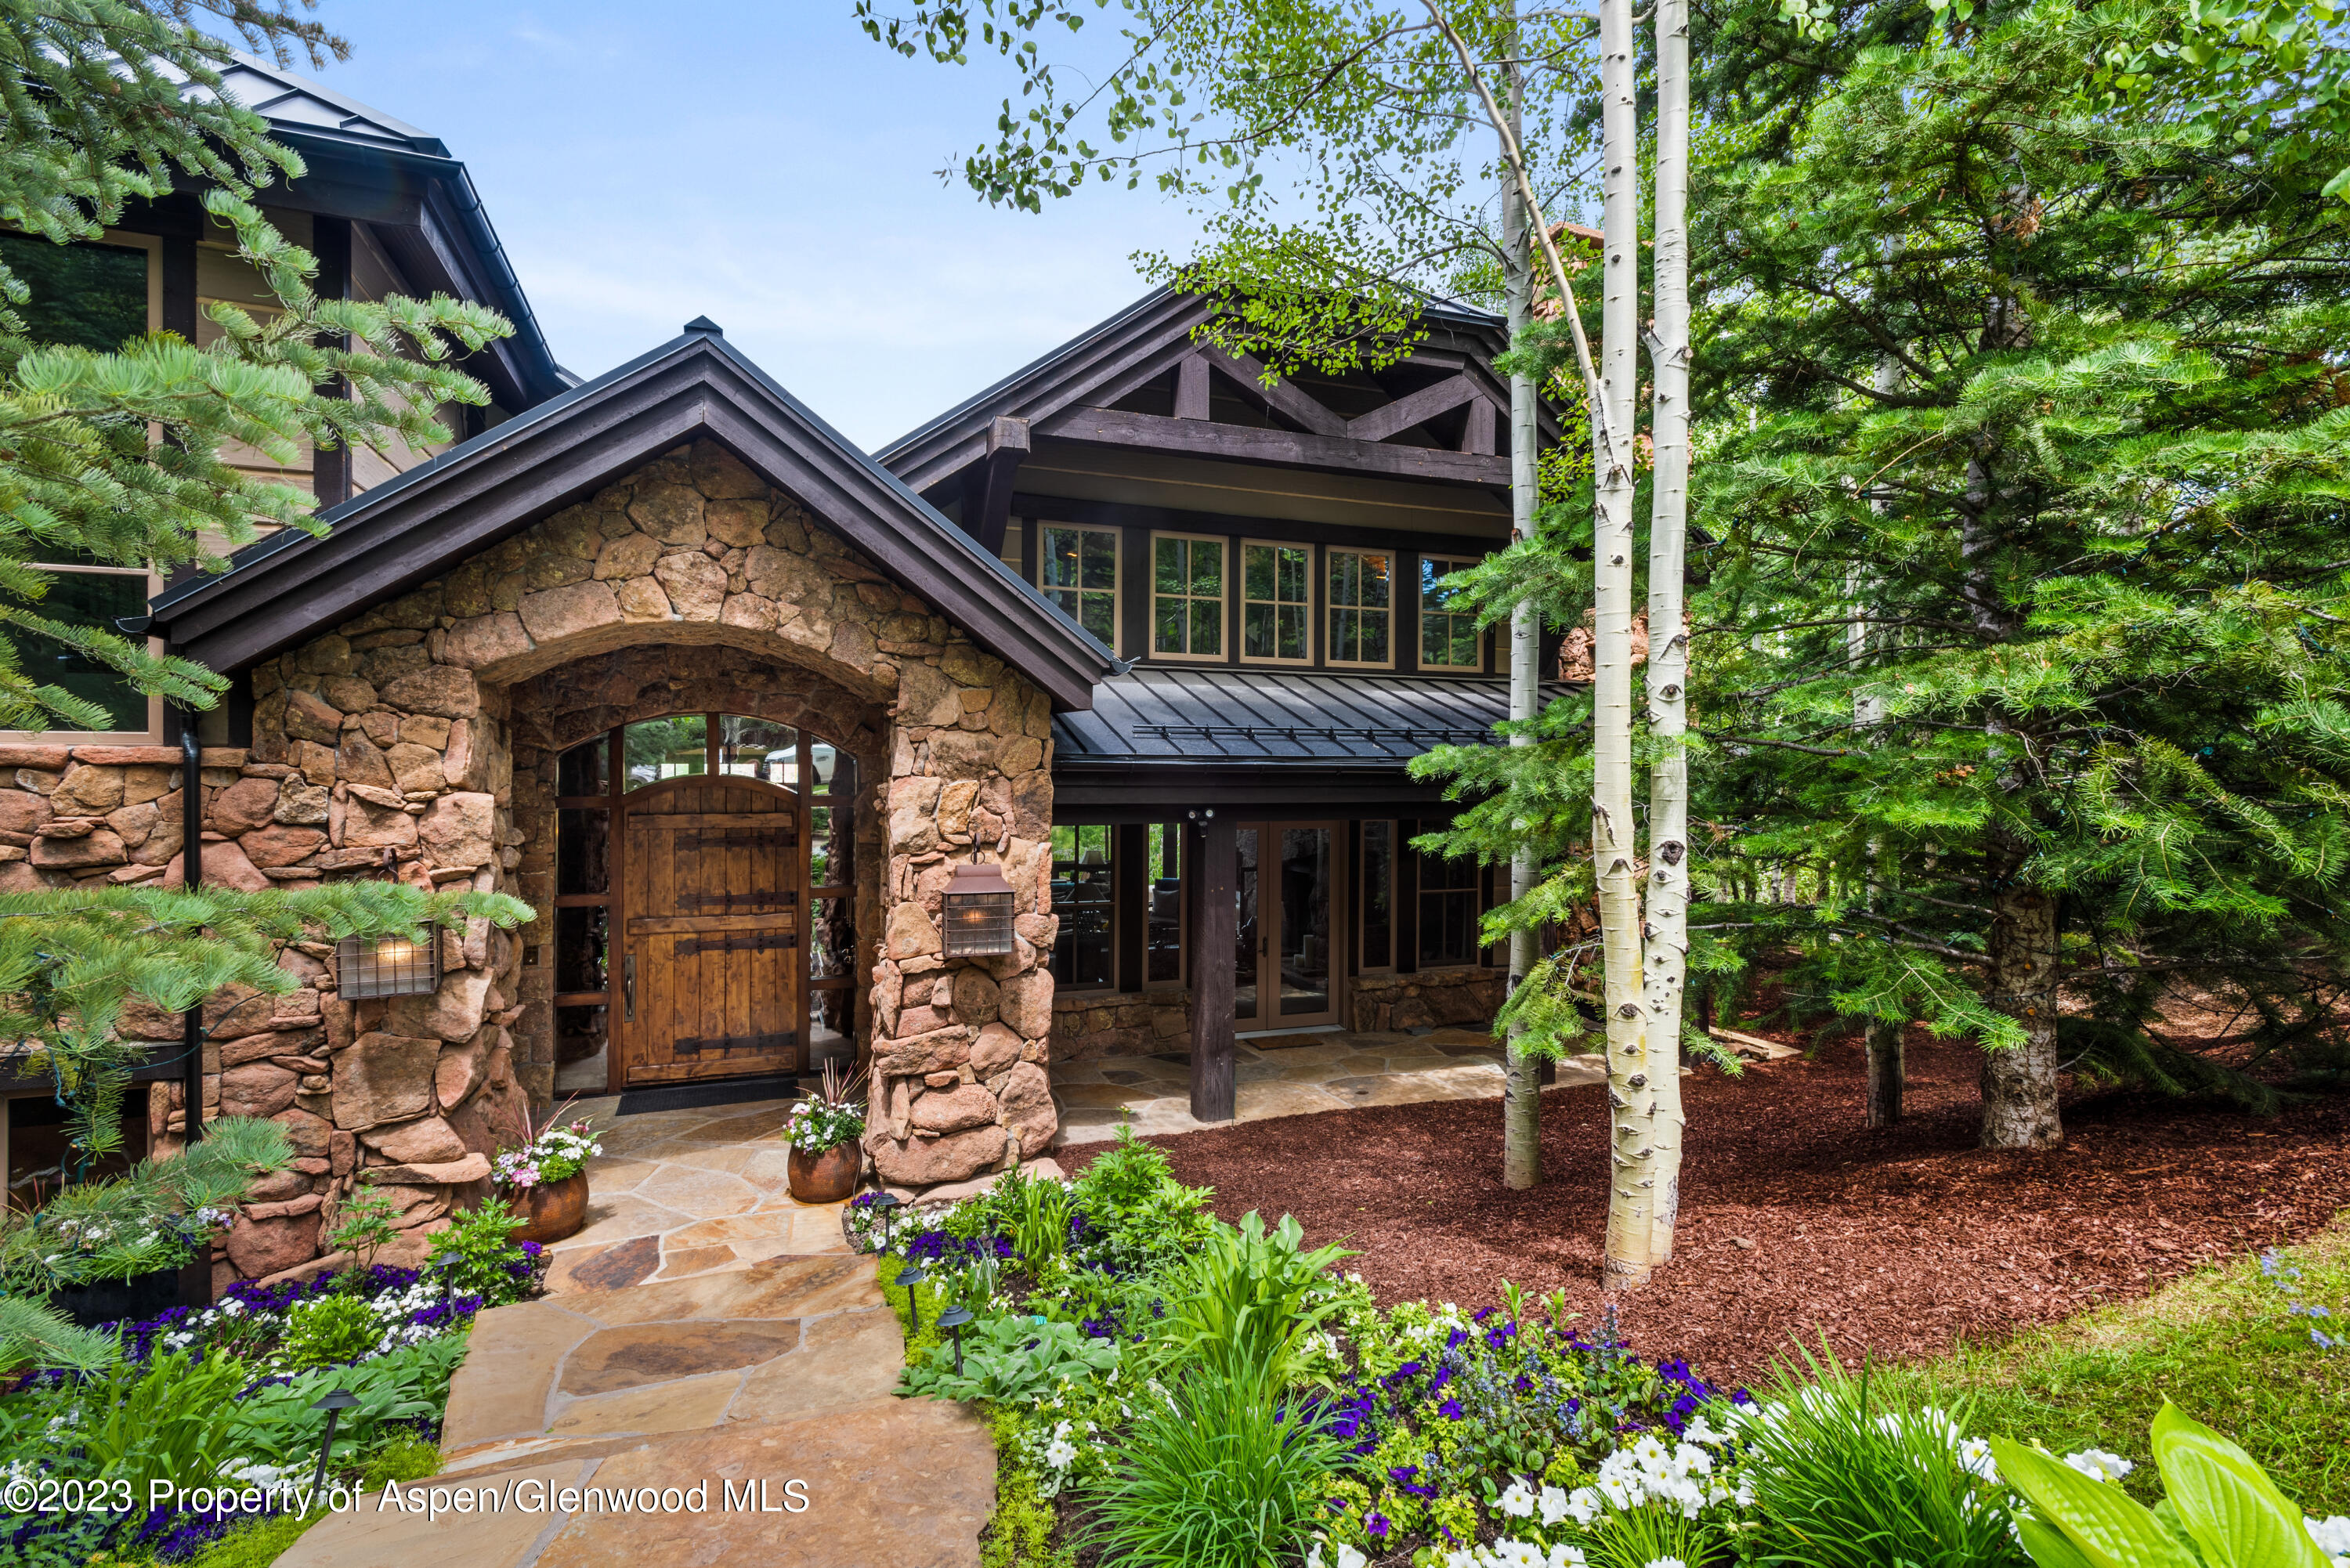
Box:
left=617, top=774, right=802, bottom=1084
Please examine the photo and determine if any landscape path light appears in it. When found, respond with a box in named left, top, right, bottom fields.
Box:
left=935, top=1304, right=974, bottom=1375
left=309, top=1389, right=360, bottom=1494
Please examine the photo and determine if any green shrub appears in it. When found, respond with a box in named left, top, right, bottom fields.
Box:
left=279, top=1292, right=382, bottom=1369
left=1083, top=1362, right=1349, bottom=1568
left=1148, top=1210, right=1351, bottom=1387
left=359, top=1433, right=443, bottom=1489
left=324, top=1187, right=403, bottom=1279
left=1736, top=1349, right=2025, bottom=1568
left=877, top=1252, right=941, bottom=1366
left=426, top=1197, right=537, bottom=1305
left=181, top=1509, right=324, bottom=1568
left=901, top=1314, right=1119, bottom=1404
left=22, top=1349, right=248, bottom=1494
left=222, top=1333, right=470, bottom=1468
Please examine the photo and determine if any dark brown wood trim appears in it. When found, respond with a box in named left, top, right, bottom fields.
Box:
left=1174, top=353, right=1210, bottom=420
left=310, top=215, right=354, bottom=509
left=1397, top=819, right=1421, bottom=975
left=1113, top=822, right=1147, bottom=992
left=1461, top=396, right=1498, bottom=456
left=1189, top=817, right=1237, bottom=1121
left=1346, top=374, right=1476, bottom=444
left=960, top=415, right=1030, bottom=555
left=1039, top=405, right=1510, bottom=490
left=160, top=234, right=197, bottom=341
left=1202, top=345, right=1347, bottom=436
left=1005, top=492, right=1506, bottom=558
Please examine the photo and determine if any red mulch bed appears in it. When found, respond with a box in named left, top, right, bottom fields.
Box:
left=1074, top=1032, right=2350, bottom=1385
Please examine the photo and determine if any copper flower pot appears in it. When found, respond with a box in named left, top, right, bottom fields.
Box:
left=514, top=1171, right=589, bottom=1245
left=788, top=1143, right=862, bottom=1205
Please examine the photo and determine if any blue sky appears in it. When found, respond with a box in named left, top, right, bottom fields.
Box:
left=302, top=3, right=1209, bottom=449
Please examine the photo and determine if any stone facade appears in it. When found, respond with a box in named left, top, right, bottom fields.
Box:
left=1050, top=966, right=1505, bottom=1060
left=1347, top=966, right=1506, bottom=1032
left=0, top=438, right=1062, bottom=1281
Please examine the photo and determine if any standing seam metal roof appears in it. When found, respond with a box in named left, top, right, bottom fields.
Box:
left=1053, top=666, right=1506, bottom=764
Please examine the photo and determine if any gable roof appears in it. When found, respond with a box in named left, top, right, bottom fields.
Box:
left=209, top=52, right=570, bottom=409
left=877, top=285, right=1549, bottom=500
left=148, top=325, right=1120, bottom=710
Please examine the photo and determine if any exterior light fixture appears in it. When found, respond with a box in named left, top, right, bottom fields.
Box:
left=336, top=930, right=441, bottom=999
left=896, top=1259, right=927, bottom=1333
left=940, top=857, right=1017, bottom=957
left=309, top=1388, right=360, bottom=1492
left=935, top=1304, right=974, bottom=1375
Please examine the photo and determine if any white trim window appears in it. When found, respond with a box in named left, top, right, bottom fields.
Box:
left=1151, top=532, right=1226, bottom=660
left=1418, top=554, right=1484, bottom=672
left=1240, top=540, right=1311, bottom=664
left=1038, top=523, right=1119, bottom=651
left=2, top=562, right=165, bottom=741
left=1326, top=548, right=1394, bottom=668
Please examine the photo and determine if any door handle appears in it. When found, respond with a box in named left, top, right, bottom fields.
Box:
left=623, top=952, right=636, bottom=1022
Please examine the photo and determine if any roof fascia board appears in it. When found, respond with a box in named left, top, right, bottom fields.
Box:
left=154, top=340, right=1111, bottom=707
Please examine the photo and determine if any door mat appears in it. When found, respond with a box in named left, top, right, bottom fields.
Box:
left=614, top=1072, right=799, bottom=1116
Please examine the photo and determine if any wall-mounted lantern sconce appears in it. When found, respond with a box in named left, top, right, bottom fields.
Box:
left=336, top=931, right=441, bottom=999
left=941, top=858, right=1017, bottom=957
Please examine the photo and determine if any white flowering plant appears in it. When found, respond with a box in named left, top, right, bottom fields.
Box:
left=492, top=1119, right=602, bottom=1190
left=785, top=1060, right=866, bottom=1156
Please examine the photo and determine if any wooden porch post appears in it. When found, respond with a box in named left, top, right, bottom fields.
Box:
left=1190, top=815, right=1237, bottom=1122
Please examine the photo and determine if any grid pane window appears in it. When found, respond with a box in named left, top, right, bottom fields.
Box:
left=1039, top=525, right=1119, bottom=648
left=621, top=714, right=707, bottom=789
left=1419, top=849, right=1481, bottom=966
left=1152, top=535, right=1224, bottom=658
left=1146, top=822, right=1183, bottom=984
left=717, top=714, right=797, bottom=785
left=1328, top=550, right=1393, bottom=667
left=1050, top=824, right=1115, bottom=986
left=0, top=233, right=146, bottom=352
left=1419, top=555, right=1483, bottom=670
left=1241, top=543, right=1310, bottom=662
left=9, top=569, right=150, bottom=732
left=1361, top=821, right=1394, bottom=970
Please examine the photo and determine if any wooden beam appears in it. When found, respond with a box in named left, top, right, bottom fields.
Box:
left=1189, top=816, right=1237, bottom=1122
left=959, top=414, right=1030, bottom=556
left=1039, top=405, right=1509, bottom=489
left=1201, top=345, right=1347, bottom=436
left=311, top=216, right=353, bottom=508
left=1174, top=353, right=1211, bottom=420
left=1346, top=374, right=1476, bottom=444
left=1461, top=395, right=1497, bottom=455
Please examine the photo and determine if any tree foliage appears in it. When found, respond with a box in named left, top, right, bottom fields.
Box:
left=1684, top=0, right=2350, bottom=1112
left=0, top=0, right=513, bottom=732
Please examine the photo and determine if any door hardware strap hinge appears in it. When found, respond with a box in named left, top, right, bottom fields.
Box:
left=672, top=929, right=800, bottom=958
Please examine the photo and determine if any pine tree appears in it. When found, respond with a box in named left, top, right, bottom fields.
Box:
left=1683, top=0, right=2350, bottom=1142
left=0, top=0, right=513, bottom=730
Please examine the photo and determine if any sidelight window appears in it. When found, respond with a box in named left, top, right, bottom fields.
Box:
left=1050, top=824, right=1114, bottom=988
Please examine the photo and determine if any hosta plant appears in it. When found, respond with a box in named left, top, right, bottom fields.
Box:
left=1993, top=1400, right=2331, bottom=1568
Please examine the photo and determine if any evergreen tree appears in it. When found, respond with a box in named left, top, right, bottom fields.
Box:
left=0, top=0, right=512, bottom=730
left=1682, top=0, right=2350, bottom=1143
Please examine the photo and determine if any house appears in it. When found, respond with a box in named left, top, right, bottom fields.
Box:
left=0, top=61, right=1549, bottom=1279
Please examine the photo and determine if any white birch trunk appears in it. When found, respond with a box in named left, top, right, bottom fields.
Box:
left=1501, top=30, right=1544, bottom=1192
left=1594, top=0, right=1654, bottom=1292
left=1640, top=0, right=1692, bottom=1266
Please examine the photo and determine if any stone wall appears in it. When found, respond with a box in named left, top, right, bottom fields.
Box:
left=1347, top=966, right=1506, bottom=1031
left=1050, top=986, right=1191, bottom=1062
left=0, top=436, right=1066, bottom=1280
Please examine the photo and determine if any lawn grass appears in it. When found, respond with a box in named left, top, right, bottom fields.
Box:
left=1879, top=1213, right=2350, bottom=1516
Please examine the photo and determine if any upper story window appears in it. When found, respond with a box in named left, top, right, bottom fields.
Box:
left=1240, top=541, right=1310, bottom=664
left=1327, top=549, right=1394, bottom=668
left=1419, top=555, right=1484, bottom=672
left=1039, top=523, right=1119, bottom=649
left=0, top=232, right=150, bottom=352
left=3, top=562, right=162, bottom=739
left=1152, top=533, right=1225, bottom=660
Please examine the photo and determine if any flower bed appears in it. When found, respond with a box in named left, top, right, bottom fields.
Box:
left=860, top=1130, right=2350, bottom=1568
left=0, top=1201, right=545, bottom=1565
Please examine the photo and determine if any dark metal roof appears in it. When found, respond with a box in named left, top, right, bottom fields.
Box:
left=150, top=325, right=1119, bottom=709
left=1054, top=666, right=1504, bottom=762
left=210, top=52, right=570, bottom=405
left=877, top=286, right=1531, bottom=500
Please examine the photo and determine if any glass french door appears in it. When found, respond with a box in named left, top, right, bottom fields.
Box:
left=1234, top=822, right=1340, bottom=1030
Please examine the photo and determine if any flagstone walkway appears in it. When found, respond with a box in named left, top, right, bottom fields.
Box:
left=279, top=1103, right=992, bottom=1568
left=1051, top=1027, right=1608, bottom=1145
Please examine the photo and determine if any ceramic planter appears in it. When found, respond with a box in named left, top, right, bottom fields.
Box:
left=512, top=1170, right=590, bottom=1245
left=787, top=1141, right=861, bottom=1204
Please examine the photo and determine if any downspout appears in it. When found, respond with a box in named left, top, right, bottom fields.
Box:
left=180, top=720, right=203, bottom=1148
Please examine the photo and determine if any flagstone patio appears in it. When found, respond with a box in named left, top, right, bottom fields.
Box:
left=1050, top=1027, right=1608, bottom=1145
left=279, top=1106, right=991, bottom=1568
left=528, top=1097, right=855, bottom=1293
